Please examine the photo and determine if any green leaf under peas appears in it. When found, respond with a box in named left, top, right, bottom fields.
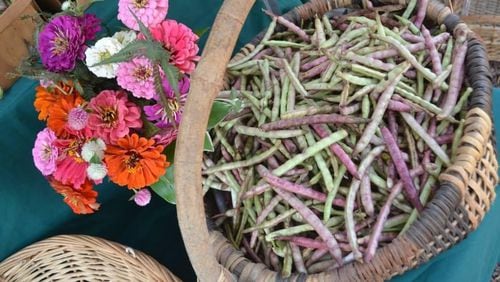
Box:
left=204, top=132, right=215, bottom=152
left=207, top=100, right=233, bottom=129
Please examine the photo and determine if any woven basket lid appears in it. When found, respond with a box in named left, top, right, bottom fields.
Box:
left=0, top=235, right=180, bottom=282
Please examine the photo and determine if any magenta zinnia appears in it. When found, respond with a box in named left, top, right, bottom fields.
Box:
left=78, top=14, right=101, bottom=41
left=118, top=0, right=169, bottom=31
left=38, top=15, right=87, bottom=72
left=144, top=76, right=189, bottom=128
left=87, top=90, right=143, bottom=144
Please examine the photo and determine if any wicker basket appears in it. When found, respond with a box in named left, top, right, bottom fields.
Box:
left=463, top=0, right=500, bottom=15
left=0, top=235, right=180, bottom=281
left=461, top=16, right=500, bottom=62
left=174, top=0, right=498, bottom=280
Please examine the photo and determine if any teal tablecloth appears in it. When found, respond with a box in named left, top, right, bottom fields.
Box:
left=0, top=1, right=498, bottom=281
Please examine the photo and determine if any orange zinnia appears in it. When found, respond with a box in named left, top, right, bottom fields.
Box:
left=104, top=134, right=170, bottom=189
left=47, top=93, right=85, bottom=137
left=49, top=178, right=100, bottom=214
left=34, top=82, right=80, bottom=121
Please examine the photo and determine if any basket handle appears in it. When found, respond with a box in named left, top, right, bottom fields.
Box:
left=174, top=0, right=256, bottom=281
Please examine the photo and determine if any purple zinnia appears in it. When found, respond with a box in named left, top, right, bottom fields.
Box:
left=78, top=14, right=101, bottom=41
left=144, top=76, right=190, bottom=128
left=38, top=15, right=86, bottom=72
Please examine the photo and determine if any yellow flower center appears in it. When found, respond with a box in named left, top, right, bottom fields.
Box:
left=134, top=0, right=149, bottom=8
left=68, top=140, right=84, bottom=163
left=167, top=99, right=180, bottom=113
left=133, top=66, right=152, bottom=81
left=98, top=50, right=112, bottom=61
left=101, top=108, right=118, bottom=125
left=125, top=151, right=141, bottom=172
left=52, top=35, right=69, bottom=55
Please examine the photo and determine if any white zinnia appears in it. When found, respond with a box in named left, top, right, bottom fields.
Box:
left=61, top=1, right=73, bottom=11
left=87, top=163, right=108, bottom=181
left=85, top=37, right=123, bottom=78
left=112, top=30, right=137, bottom=47
left=82, top=138, right=106, bottom=163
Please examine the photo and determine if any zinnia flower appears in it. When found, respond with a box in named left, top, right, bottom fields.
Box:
left=67, top=107, right=89, bottom=130
left=112, top=30, right=137, bottom=46
left=144, top=76, right=189, bottom=128
left=87, top=90, right=142, bottom=144
left=149, top=19, right=199, bottom=73
left=81, top=138, right=106, bottom=162
left=49, top=178, right=100, bottom=214
left=87, top=163, right=107, bottom=181
left=34, top=82, right=80, bottom=121
left=53, top=155, right=89, bottom=189
left=85, top=37, right=123, bottom=78
left=116, top=56, right=157, bottom=99
left=133, top=189, right=151, bottom=206
left=53, top=134, right=92, bottom=189
left=47, top=91, right=85, bottom=137
left=32, top=128, right=58, bottom=176
left=38, top=15, right=87, bottom=72
left=117, top=0, right=169, bottom=31
left=78, top=14, right=101, bottom=41
left=152, top=126, right=178, bottom=147
left=104, top=134, right=169, bottom=189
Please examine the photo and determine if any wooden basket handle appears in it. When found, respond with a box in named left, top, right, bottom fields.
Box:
left=174, top=0, right=255, bottom=281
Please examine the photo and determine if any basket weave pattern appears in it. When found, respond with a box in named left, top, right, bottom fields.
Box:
left=0, top=235, right=180, bottom=282
left=462, top=16, right=500, bottom=62
left=173, top=0, right=498, bottom=280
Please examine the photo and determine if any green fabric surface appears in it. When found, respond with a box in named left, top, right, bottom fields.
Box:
left=0, top=1, right=498, bottom=281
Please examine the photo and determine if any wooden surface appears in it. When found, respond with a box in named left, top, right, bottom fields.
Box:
left=0, top=0, right=39, bottom=89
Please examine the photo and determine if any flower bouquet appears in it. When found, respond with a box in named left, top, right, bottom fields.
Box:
left=26, top=0, right=236, bottom=214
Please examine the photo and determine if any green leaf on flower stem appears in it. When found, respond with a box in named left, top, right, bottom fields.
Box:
left=90, top=40, right=149, bottom=66
left=75, top=0, right=103, bottom=14
left=204, top=132, right=215, bottom=152
left=207, top=100, right=233, bottom=129
left=89, top=154, right=101, bottom=164
left=159, top=57, right=180, bottom=100
left=153, top=65, right=175, bottom=129
left=194, top=27, right=210, bottom=38
left=164, top=142, right=176, bottom=162
left=142, top=118, right=160, bottom=138
left=129, top=8, right=153, bottom=41
left=150, top=166, right=176, bottom=204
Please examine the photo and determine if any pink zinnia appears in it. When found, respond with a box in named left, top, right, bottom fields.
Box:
left=118, top=0, right=168, bottom=31
left=52, top=133, right=92, bottom=189
left=152, top=126, right=178, bottom=147
left=87, top=90, right=142, bottom=144
left=149, top=19, right=200, bottom=74
left=67, top=107, right=89, bottom=130
left=53, top=156, right=89, bottom=189
left=32, top=128, right=59, bottom=176
left=116, top=56, right=157, bottom=99
left=133, top=189, right=152, bottom=206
